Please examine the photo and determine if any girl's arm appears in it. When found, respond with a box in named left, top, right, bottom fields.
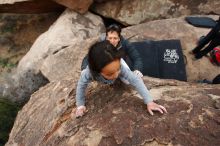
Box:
left=119, top=62, right=153, bottom=104
left=119, top=62, right=167, bottom=115
left=75, top=67, right=92, bottom=117
left=76, top=67, right=92, bottom=107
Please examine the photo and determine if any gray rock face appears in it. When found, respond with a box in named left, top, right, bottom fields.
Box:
left=92, top=0, right=220, bottom=25
left=1, top=69, right=49, bottom=103
left=5, top=77, right=220, bottom=146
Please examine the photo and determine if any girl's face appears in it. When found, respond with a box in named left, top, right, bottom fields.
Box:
left=101, top=59, right=120, bottom=80
left=106, top=31, right=120, bottom=47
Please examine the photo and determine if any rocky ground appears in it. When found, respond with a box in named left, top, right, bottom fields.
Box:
left=5, top=77, right=220, bottom=146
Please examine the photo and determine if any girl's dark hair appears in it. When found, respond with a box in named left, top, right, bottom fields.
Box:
left=106, top=24, right=121, bottom=36
left=88, top=40, right=124, bottom=77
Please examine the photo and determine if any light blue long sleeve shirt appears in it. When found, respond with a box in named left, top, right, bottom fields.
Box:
left=76, top=60, right=153, bottom=107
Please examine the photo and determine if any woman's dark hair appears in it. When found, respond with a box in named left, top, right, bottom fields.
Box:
left=106, top=24, right=121, bottom=36
left=88, top=40, right=124, bottom=77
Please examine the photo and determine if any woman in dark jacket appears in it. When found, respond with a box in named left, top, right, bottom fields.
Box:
left=81, top=24, right=143, bottom=78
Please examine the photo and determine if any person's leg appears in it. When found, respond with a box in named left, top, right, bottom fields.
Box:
left=194, top=39, right=218, bottom=59
left=192, top=21, right=220, bottom=54
left=212, top=74, right=220, bottom=84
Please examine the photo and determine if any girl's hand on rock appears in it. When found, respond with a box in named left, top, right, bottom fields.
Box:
left=75, top=106, right=87, bottom=118
left=147, top=101, right=167, bottom=116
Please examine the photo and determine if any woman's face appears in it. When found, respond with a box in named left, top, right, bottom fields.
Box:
left=101, top=59, right=120, bottom=80
left=106, top=31, right=120, bottom=47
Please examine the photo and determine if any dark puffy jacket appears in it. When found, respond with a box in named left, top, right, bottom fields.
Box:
left=81, top=34, right=143, bottom=72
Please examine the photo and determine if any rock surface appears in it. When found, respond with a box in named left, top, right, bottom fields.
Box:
left=92, top=0, right=220, bottom=25
left=6, top=77, right=220, bottom=146
left=53, top=0, right=93, bottom=14
left=0, top=0, right=64, bottom=13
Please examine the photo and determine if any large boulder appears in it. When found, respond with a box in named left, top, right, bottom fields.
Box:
left=121, top=15, right=220, bottom=82
left=92, top=0, right=220, bottom=25
left=5, top=77, right=220, bottom=146
left=17, top=9, right=104, bottom=81
left=53, top=0, right=93, bottom=14
left=18, top=9, right=104, bottom=74
left=0, top=9, right=105, bottom=102
left=40, top=37, right=99, bottom=82
left=0, top=0, right=64, bottom=13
